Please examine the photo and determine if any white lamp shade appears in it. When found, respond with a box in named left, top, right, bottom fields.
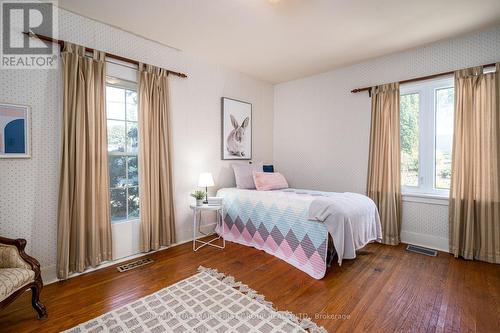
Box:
left=198, top=172, right=215, bottom=187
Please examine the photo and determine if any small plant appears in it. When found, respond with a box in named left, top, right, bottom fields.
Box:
left=190, top=190, right=206, bottom=200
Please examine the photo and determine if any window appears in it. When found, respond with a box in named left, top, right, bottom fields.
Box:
left=106, top=81, right=139, bottom=222
left=400, top=77, right=454, bottom=196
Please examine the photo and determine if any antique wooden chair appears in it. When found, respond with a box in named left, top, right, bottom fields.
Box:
left=0, top=236, right=47, bottom=319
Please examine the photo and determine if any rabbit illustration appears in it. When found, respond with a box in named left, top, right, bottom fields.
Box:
left=226, top=114, right=249, bottom=157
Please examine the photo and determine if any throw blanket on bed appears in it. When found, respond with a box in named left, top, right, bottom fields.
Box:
left=216, top=188, right=382, bottom=279
left=308, top=192, right=382, bottom=265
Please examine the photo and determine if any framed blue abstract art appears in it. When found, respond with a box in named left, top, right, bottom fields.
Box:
left=0, top=103, right=31, bottom=158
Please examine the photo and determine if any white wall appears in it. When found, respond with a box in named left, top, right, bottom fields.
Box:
left=274, top=25, right=500, bottom=252
left=0, top=8, right=274, bottom=282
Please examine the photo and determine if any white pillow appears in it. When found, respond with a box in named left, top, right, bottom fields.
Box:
left=232, top=162, right=263, bottom=189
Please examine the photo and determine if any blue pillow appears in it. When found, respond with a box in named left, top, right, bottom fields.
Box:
left=263, top=165, right=274, bottom=173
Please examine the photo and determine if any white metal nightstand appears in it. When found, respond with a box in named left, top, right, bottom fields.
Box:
left=190, top=203, right=225, bottom=251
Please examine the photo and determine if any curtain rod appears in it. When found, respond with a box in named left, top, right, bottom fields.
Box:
left=23, top=32, right=188, bottom=78
left=351, top=61, right=497, bottom=94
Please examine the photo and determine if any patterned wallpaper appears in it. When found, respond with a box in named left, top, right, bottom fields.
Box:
left=0, top=69, right=61, bottom=272
left=401, top=200, right=449, bottom=251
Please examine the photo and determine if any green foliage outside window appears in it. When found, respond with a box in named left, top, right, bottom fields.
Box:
left=400, top=93, right=419, bottom=187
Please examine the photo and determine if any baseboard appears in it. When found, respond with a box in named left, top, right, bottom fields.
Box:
left=401, top=231, right=449, bottom=253
left=41, top=223, right=218, bottom=285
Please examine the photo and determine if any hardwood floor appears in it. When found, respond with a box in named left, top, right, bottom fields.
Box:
left=1, top=240, right=499, bottom=333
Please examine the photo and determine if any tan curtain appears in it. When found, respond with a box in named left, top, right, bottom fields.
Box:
left=367, top=83, right=402, bottom=245
left=138, top=64, right=176, bottom=252
left=57, top=43, right=112, bottom=279
left=449, top=64, right=500, bottom=264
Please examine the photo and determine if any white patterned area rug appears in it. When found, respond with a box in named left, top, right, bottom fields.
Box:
left=63, top=266, right=326, bottom=333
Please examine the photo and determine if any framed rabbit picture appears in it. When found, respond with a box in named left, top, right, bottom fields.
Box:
left=221, top=97, right=252, bottom=160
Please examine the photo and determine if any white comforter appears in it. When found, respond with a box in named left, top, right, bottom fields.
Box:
left=308, top=192, right=382, bottom=265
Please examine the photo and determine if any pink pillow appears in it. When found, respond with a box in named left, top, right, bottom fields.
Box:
left=253, top=172, right=289, bottom=191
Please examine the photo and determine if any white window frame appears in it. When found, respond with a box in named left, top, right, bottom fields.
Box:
left=400, top=76, right=454, bottom=198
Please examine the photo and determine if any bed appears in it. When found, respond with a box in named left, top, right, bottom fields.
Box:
left=215, top=188, right=382, bottom=279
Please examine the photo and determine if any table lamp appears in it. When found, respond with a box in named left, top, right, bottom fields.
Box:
left=198, top=172, right=214, bottom=204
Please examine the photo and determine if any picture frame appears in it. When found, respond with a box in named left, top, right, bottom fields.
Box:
left=221, top=97, right=252, bottom=160
left=0, top=103, right=31, bottom=159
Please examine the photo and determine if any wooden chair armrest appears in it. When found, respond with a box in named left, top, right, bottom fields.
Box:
left=0, top=236, right=47, bottom=319
left=0, top=236, right=41, bottom=277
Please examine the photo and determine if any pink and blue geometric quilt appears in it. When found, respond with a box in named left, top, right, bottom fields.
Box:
left=216, top=188, right=329, bottom=279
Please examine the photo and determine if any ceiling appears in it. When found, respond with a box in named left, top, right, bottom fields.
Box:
left=58, top=0, right=500, bottom=83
